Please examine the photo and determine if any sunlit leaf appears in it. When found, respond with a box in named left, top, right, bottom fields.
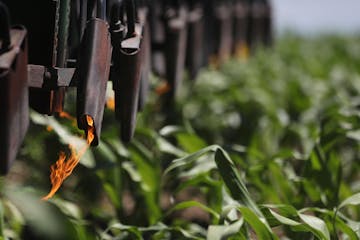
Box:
left=299, top=213, right=330, bottom=240
left=166, top=200, right=220, bottom=221
left=339, top=193, right=360, bottom=209
left=207, top=219, right=244, bottom=240
left=164, top=145, right=219, bottom=175
left=238, top=207, right=277, bottom=240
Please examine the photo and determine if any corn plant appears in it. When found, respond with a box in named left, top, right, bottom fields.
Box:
left=0, top=34, right=360, bottom=239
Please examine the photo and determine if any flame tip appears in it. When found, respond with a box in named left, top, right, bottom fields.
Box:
left=42, top=112, right=96, bottom=200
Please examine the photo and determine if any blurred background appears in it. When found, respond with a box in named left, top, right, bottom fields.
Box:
left=273, top=0, right=360, bottom=34
left=1, top=0, right=360, bottom=239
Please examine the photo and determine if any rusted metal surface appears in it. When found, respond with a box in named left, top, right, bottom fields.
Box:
left=0, top=2, right=11, bottom=51
left=213, top=2, right=233, bottom=64
left=112, top=23, right=144, bottom=142
left=202, top=0, right=233, bottom=66
left=248, top=0, right=267, bottom=49
left=0, top=26, right=29, bottom=174
left=2, top=0, right=57, bottom=65
left=185, top=2, right=204, bottom=80
left=262, top=0, right=273, bottom=47
left=109, top=0, right=146, bottom=142
left=28, top=65, right=75, bottom=88
left=4, top=0, right=68, bottom=115
left=28, top=65, right=75, bottom=115
left=75, top=18, right=112, bottom=146
left=138, top=8, right=151, bottom=111
left=201, top=1, right=215, bottom=66
left=149, top=0, right=166, bottom=77
left=0, top=0, right=275, bottom=159
left=164, top=4, right=188, bottom=101
left=232, top=0, right=250, bottom=56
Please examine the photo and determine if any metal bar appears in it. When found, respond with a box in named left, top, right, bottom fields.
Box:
left=56, top=0, right=71, bottom=67
left=75, top=18, right=112, bottom=146
left=0, top=27, right=29, bottom=174
left=0, top=2, right=11, bottom=51
left=28, top=64, right=75, bottom=88
left=125, top=0, right=136, bottom=36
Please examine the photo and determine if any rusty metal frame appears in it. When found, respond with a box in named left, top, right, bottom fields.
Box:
left=0, top=26, right=29, bottom=174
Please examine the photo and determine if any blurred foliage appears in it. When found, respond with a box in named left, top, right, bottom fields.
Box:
left=1, top=33, right=360, bottom=239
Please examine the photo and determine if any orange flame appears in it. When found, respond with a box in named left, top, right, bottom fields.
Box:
left=85, top=115, right=95, bottom=145
left=235, top=43, right=249, bottom=60
left=155, top=81, right=171, bottom=96
left=209, top=54, right=220, bottom=69
left=42, top=115, right=95, bottom=200
left=59, top=111, right=77, bottom=122
left=106, top=97, right=115, bottom=111
left=46, top=126, right=53, bottom=132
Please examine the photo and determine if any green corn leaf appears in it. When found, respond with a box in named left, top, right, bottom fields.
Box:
left=238, top=206, right=277, bottom=240
left=334, top=217, right=359, bottom=240
left=339, top=192, right=360, bottom=209
left=300, top=207, right=359, bottom=240
left=207, top=219, right=244, bottom=240
left=298, top=213, right=330, bottom=240
left=264, top=206, right=331, bottom=240
left=268, top=209, right=300, bottom=226
left=346, top=130, right=360, bottom=142
left=214, top=148, right=262, bottom=218
left=103, top=183, right=121, bottom=209
left=164, top=145, right=219, bottom=175
left=165, top=146, right=263, bottom=217
left=0, top=201, right=4, bottom=238
left=104, top=222, right=203, bottom=240
left=176, top=132, right=207, bottom=153
left=103, top=223, right=143, bottom=239
left=156, top=137, right=187, bottom=157
left=165, top=200, right=220, bottom=221
left=106, top=138, right=130, bottom=158
left=159, top=125, right=185, bottom=136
